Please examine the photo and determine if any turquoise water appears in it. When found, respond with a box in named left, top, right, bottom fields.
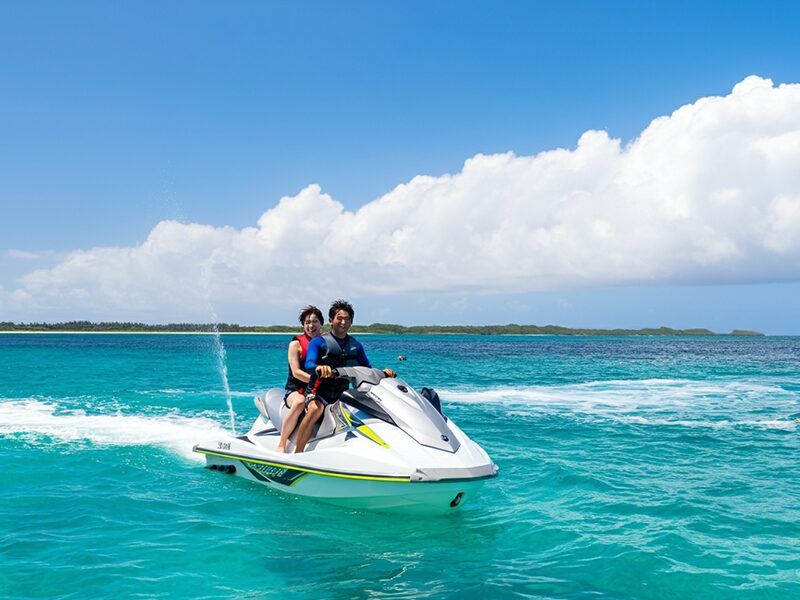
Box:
left=2, top=333, right=799, bottom=599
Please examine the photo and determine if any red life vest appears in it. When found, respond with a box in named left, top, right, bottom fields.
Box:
left=294, top=333, right=312, bottom=361
left=285, top=333, right=313, bottom=392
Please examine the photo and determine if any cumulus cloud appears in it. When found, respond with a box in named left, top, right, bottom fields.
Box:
left=6, top=75, right=800, bottom=319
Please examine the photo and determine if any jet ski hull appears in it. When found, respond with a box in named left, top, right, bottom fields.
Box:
left=195, top=371, right=498, bottom=513
left=196, top=445, right=491, bottom=513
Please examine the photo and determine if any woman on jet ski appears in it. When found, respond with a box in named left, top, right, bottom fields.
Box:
left=293, top=300, right=396, bottom=453
left=277, top=305, right=324, bottom=452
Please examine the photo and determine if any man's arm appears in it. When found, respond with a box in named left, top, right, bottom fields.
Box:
left=304, top=337, right=324, bottom=371
left=305, top=336, right=334, bottom=379
left=354, top=340, right=371, bottom=368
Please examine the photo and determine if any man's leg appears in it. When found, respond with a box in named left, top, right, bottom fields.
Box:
left=294, top=399, right=324, bottom=453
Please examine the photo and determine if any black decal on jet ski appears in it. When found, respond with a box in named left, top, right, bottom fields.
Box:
left=242, top=461, right=307, bottom=486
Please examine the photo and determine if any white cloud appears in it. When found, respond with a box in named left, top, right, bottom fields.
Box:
left=5, top=75, right=800, bottom=319
left=6, top=249, right=45, bottom=260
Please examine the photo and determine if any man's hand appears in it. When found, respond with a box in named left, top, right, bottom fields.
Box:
left=383, top=368, right=397, bottom=378
left=316, top=365, right=333, bottom=378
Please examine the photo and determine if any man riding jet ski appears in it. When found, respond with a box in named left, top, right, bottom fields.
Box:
left=194, top=364, right=498, bottom=512
left=294, top=299, right=396, bottom=453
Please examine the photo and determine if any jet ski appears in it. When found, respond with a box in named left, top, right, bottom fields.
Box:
left=194, top=366, right=498, bottom=513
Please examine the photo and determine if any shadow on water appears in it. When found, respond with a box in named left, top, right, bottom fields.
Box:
left=252, top=494, right=507, bottom=599
left=182, top=459, right=509, bottom=598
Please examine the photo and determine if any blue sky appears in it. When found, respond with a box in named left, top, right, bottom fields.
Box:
left=2, top=1, right=800, bottom=333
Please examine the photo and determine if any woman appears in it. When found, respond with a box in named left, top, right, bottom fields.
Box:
left=277, top=305, right=323, bottom=452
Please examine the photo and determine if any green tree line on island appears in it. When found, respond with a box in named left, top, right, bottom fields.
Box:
left=0, top=320, right=764, bottom=336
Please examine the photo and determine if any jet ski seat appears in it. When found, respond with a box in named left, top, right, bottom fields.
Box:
left=256, top=389, right=338, bottom=445
left=262, top=389, right=288, bottom=432
left=254, top=392, right=270, bottom=419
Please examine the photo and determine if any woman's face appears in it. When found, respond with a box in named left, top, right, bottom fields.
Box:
left=303, top=314, right=322, bottom=338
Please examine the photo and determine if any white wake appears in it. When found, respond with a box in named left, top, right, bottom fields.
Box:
left=0, top=399, right=228, bottom=461
left=440, top=378, right=800, bottom=429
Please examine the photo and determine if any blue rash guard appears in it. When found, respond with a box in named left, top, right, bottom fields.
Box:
left=304, top=333, right=373, bottom=403
left=304, top=334, right=371, bottom=371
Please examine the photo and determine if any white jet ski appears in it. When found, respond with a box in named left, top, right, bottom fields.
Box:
left=194, top=366, right=498, bottom=513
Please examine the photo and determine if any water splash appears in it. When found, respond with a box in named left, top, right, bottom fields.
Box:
left=200, top=254, right=237, bottom=435
left=210, top=322, right=236, bottom=434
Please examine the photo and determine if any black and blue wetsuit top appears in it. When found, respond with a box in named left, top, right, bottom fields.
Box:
left=304, top=334, right=371, bottom=371
left=305, top=333, right=371, bottom=402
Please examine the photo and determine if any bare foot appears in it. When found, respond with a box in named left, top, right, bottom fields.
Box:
left=277, top=445, right=286, bottom=453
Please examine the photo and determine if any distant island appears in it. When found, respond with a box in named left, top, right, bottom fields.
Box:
left=0, top=321, right=764, bottom=336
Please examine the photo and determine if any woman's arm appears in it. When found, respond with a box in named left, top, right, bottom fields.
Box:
left=287, top=340, right=311, bottom=383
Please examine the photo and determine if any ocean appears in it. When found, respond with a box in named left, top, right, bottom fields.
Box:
left=1, top=333, right=799, bottom=599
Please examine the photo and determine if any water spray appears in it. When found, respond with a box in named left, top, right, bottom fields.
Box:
left=210, top=321, right=236, bottom=435
left=202, top=253, right=237, bottom=435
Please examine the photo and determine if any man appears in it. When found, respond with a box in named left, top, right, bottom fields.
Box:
left=293, top=299, right=396, bottom=453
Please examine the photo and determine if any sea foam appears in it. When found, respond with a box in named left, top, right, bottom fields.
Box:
left=0, top=399, right=227, bottom=461
left=440, top=378, right=800, bottom=428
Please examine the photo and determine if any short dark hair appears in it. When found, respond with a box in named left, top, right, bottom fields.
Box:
left=329, top=299, right=354, bottom=321
left=298, top=305, right=324, bottom=325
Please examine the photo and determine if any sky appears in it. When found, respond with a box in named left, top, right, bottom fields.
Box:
left=2, top=1, right=800, bottom=333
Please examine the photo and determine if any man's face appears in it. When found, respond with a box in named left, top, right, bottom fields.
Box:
left=330, top=309, right=352, bottom=337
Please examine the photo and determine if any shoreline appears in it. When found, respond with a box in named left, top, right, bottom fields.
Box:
left=0, top=322, right=765, bottom=337
left=0, top=330, right=776, bottom=337
left=0, top=330, right=301, bottom=335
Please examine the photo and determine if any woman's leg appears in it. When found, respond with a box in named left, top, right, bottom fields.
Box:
left=277, top=392, right=306, bottom=452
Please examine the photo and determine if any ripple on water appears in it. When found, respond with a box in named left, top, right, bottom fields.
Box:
left=3, top=335, right=800, bottom=598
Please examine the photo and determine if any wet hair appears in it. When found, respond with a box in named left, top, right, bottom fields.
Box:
left=329, top=299, right=354, bottom=321
left=298, top=305, right=324, bottom=325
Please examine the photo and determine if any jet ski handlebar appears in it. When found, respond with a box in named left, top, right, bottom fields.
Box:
left=330, top=366, right=387, bottom=387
